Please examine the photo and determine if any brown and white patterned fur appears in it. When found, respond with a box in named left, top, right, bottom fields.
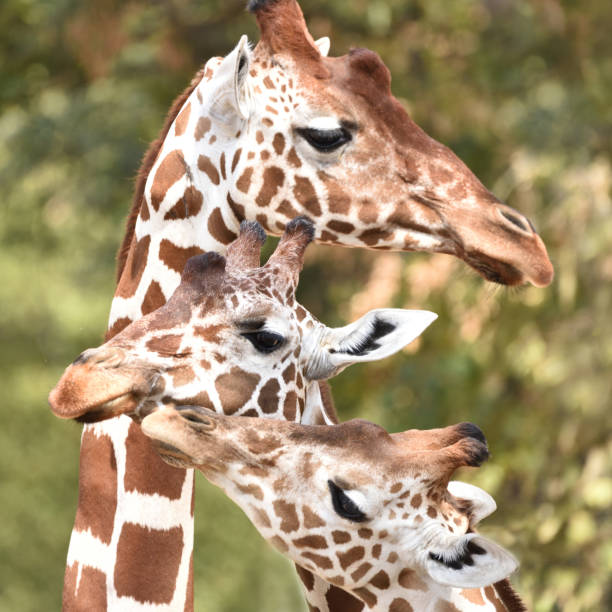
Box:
left=141, top=407, right=523, bottom=612
left=59, top=0, right=551, bottom=607
left=51, top=220, right=437, bottom=609
left=52, top=220, right=524, bottom=611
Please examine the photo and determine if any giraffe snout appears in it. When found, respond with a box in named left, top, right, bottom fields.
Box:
left=49, top=346, right=156, bottom=422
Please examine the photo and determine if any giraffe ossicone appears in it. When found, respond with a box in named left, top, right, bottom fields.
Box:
left=50, top=218, right=437, bottom=426
left=141, top=405, right=518, bottom=609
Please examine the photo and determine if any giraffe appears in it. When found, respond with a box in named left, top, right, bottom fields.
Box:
left=140, top=406, right=524, bottom=611
left=51, top=219, right=522, bottom=611
left=50, top=219, right=436, bottom=429
left=62, top=0, right=553, bottom=607
left=51, top=219, right=437, bottom=609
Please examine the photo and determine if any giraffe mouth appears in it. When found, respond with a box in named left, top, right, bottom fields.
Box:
left=150, top=440, right=194, bottom=468
left=464, top=252, right=524, bottom=287
left=73, top=392, right=140, bottom=423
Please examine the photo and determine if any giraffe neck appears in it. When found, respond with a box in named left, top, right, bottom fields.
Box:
left=64, top=56, right=233, bottom=610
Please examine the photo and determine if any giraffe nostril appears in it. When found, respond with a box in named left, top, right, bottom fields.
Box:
left=177, top=406, right=216, bottom=429
left=498, top=207, right=533, bottom=233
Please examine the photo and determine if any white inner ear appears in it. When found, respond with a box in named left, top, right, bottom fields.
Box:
left=305, top=309, right=437, bottom=380
left=314, top=36, right=331, bottom=57
left=210, top=35, right=252, bottom=123
left=233, top=35, right=252, bottom=120
left=447, top=481, right=497, bottom=525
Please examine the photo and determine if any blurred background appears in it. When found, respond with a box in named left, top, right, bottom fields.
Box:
left=1, top=0, right=610, bottom=610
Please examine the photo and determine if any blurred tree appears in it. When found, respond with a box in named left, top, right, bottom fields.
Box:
left=0, top=1, right=610, bottom=610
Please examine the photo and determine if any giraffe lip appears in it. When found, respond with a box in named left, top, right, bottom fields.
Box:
left=73, top=392, right=138, bottom=423
left=464, top=253, right=524, bottom=286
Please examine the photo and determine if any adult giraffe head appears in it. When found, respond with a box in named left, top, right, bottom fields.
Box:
left=50, top=218, right=436, bottom=424
left=141, top=406, right=519, bottom=609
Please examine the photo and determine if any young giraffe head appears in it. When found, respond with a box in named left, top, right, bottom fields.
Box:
left=49, top=218, right=436, bottom=424
left=141, top=406, right=517, bottom=608
left=149, top=0, right=553, bottom=289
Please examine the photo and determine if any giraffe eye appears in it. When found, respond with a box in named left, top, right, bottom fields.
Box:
left=296, top=127, right=351, bottom=152
left=241, top=331, right=285, bottom=354
left=328, top=480, right=367, bottom=522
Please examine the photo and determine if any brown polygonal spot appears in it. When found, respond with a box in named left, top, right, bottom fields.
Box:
left=124, top=422, right=185, bottom=499
left=106, top=316, right=133, bottom=341
left=292, top=535, right=328, bottom=549
left=332, top=530, right=351, bottom=544
left=325, top=586, right=365, bottom=611
left=63, top=563, right=107, bottom=610
left=207, top=208, right=237, bottom=245
left=277, top=199, right=300, bottom=219
left=142, top=280, right=166, bottom=316
left=159, top=239, right=204, bottom=274
left=295, top=564, right=315, bottom=591
left=236, top=482, right=264, bottom=501
left=197, top=155, right=220, bottom=186
left=194, top=116, right=211, bottom=141
left=74, top=430, right=117, bottom=544
left=164, top=186, right=204, bottom=221
left=370, top=569, right=390, bottom=590
left=236, top=167, right=254, bottom=193
left=214, top=367, right=260, bottom=415
left=231, top=148, right=242, bottom=173
left=293, top=176, right=321, bottom=216
left=328, top=219, right=355, bottom=234
left=256, top=166, right=285, bottom=208
left=257, top=378, right=281, bottom=414
left=301, top=552, right=333, bottom=570
left=338, top=546, right=365, bottom=570
left=410, top=493, right=422, bottom=508
left=351, top=562, right=373, bottom=582
left=174, top=102, right=191, bottom=137
left=114, top=523, right=183, bottom=604
left=273, top=499, right=299, bottom=533
left=283, top=390, right=298, bottom=421
left=272, top=133, right=285, bottom=155
left=303, top=505, right=325, bottom=529
left=389, top=598, right=414, bottom=612
left=398, top=568, right=428, bottom=591
left=325, top=180, right=351, bottom=215
left=146, top=334, right=182, bottom=356
left=151, top=150, right=186, bottom=211
left=116, top=235, right=151, bottom=299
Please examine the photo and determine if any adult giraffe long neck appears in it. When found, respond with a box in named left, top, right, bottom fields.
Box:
left=63, top=70, right=207, bottom=611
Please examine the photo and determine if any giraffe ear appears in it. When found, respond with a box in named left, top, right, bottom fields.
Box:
left=425, top=535, right=518, bottom=589
left=210, top=35, right=252, bottom=122
left=447, top=481, right=497, bottom=526
left=314, top=36, right=330, bottom=57
left=306, top=309, right=437, bottom=380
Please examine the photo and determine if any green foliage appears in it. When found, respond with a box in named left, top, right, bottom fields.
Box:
left=1, top=1, right=610, bottom=610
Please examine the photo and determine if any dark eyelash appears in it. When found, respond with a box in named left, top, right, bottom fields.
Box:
left=241, top=330, right=285, bottom=354
left=328, top=480, right=367, bottom=522
left=296, top=127, right=352, bottom=152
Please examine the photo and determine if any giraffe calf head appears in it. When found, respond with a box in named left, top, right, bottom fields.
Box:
left=49, top=218, right=436, bottom=423
left=142, top=407, right=518, bottom=600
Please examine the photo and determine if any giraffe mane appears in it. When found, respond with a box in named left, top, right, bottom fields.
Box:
left=115, top=67, right=205, bottom=285
left=493, top=579, right=528, bottom=612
